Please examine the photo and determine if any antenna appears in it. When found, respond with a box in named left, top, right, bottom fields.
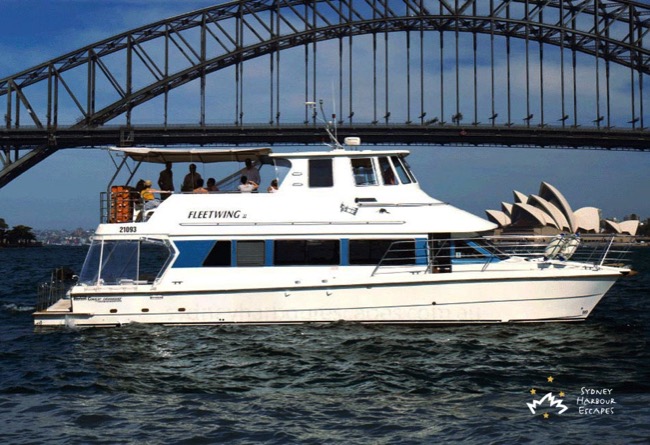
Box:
left=305, top=100, right=343, bottom=150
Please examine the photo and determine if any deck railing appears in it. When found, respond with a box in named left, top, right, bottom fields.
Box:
left=36, top=268, right=76, bottom=311
left=486, top=234, right=636, bottom=267
left=371, top=235, right=636, bottom=276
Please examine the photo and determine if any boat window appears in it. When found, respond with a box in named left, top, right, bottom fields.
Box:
left=274, top=240, right=340, bottom=265
left=349, top=239, right=416, bottom=265
left=391, top=156, right=416, bottom=184
left=309, top=159, right=333, bottom=188
left=78, top=241, right=102, bottom=284
left=78, top=238, right=172, bottom=285
left=378, top=157, right=397, bottom=185
left=349, top=239, right=394, bottom=264
left=236, top=241, right=265, bottom=266
left=351, top=158, right=378, bottom=186
left=203, top=241, right=232, bottom=267
left=401, top=157, right=417, bottom=183
left=140, top=239, right=175, bottom=282
left=452, top=239, right=506, bottom=261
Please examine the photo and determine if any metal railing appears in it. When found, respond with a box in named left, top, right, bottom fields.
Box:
left=100, top=190, right=142, bottom=224
left=35, top=268, right=76, bottom=311
left=371, top=235, right=636, bottom=276
left=486, top=234, right=636, bottom=267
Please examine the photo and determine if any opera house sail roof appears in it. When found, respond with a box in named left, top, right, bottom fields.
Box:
left=486, top=182, right=638, bottom=236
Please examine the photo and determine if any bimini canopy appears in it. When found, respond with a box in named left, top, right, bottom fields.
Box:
left=108, top=147, right=272, bottom=164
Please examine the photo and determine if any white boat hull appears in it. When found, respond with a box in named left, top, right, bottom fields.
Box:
left=34, top=268, right=621, bottom=327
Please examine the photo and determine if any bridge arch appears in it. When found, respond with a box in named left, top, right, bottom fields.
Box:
left=1, top=0, right=649, bottom=186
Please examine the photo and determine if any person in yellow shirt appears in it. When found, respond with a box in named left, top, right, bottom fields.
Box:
left=140, top=180, right=169, bottom=210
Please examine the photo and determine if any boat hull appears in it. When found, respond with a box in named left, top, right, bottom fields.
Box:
left=33, top=271, right=620, bottom=327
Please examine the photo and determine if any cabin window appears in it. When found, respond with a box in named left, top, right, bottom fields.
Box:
left=351, top=158, right=378, bottom=186
left=349, top=239, right=416, bottom=265
left=236, top=241, right=266, bottom=266
left=378, top=157, right=397, bottom=185
left=452, top=239, right=506, bottom=261
left=309, top=159, right=333, bottom=187
left=349, top=239, right=393, bottom=264
left=274, top=240, right=340, bottom=265
left=78, top=238, right=172, bottom=285
left=391, top=156, right=416, bottom=184
left=203, top=241, right=232, bottom=267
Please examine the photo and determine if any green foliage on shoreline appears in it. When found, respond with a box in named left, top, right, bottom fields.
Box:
left=0, top=218, right=39, bottom=247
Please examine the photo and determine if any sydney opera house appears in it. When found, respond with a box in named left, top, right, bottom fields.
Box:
left=485, top=182, right=639, bottom=236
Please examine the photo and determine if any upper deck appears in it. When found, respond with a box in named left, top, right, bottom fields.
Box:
left=100, top=143, right=496, bottom=237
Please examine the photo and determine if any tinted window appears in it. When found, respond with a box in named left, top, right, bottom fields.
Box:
left=275, top=240, right=339, bottom=265
left=351, top=158, right=378, bottom=186
left=349, top=239, right=416, bottom=265
left=453, top=239, right=505, bottom=260
left=391, top=156, right=414, bottom=184
left=309, top=159, right=333, bottom=187
left=378, top=157, right=397, bottom=185
left=237, top=241, right=266, bottom=266
left=203, top=241, right=231, bottom=267
left=350, top=240, right=394, bottom=264
left=383, top=240, right=417, bottom=265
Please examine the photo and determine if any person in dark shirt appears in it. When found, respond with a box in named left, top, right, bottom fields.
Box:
left=181, top=163, right=202, bottom=192
left=158, top=162, right=174, bottom=199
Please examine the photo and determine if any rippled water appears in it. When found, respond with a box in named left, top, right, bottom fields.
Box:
left=1, top=246, right=649, bottom=444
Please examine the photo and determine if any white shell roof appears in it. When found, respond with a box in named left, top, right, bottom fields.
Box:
left=513, top=190, right=528, bottom=204
left=485, top=209, right=511, bottom=227
left=539, top=182, right=576, bottom=232
left=529, top=195, right=571, bottom=231
left=512, top=203, right=559, bottom=228
left=574, top=207, right=601, bottom=233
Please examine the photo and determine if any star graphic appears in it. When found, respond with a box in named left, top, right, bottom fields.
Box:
left=543, top=412, right=550, bottom=419
left=559, top=391, right=565, bottom=397
left=547, top=376, right=554, bottom=383
left=530, top=388, right=537, bottom=395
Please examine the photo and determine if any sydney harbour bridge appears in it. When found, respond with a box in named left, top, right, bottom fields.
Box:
left=1, top=0, right=649, bottom=188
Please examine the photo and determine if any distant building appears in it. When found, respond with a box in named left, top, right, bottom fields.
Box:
left=486, top=182, right=638, bottom=236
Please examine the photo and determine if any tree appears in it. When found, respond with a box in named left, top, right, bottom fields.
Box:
left=6, top=225, right=37, bottom=245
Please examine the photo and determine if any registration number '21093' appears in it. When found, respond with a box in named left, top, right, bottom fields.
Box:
left=119, top=226, right=137, bottom=233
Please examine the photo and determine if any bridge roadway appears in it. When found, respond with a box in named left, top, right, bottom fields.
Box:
left=2, top=124, right=649, bottom=151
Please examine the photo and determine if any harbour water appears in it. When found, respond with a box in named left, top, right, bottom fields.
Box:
left=1, top=246, right=649, bottom=444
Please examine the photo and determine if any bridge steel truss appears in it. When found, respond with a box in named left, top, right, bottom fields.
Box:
left=1, top=0, right=649, bottom=187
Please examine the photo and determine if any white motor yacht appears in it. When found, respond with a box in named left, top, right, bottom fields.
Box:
left=34, top=136, right=633, bottom=327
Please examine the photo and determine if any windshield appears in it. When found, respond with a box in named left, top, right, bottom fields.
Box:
left=78, top=238, right=173, bottom=285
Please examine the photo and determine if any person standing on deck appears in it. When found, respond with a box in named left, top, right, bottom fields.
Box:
left=243, top=158, right=260, bottom=185
left=181, top=163, right=202, bottom=192
left=158, top=162, right=174, bottom=200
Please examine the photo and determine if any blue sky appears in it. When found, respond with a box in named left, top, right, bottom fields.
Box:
left=0, top=0, right=648, bottom=230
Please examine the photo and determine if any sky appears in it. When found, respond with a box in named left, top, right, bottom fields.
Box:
left=0, top=0, right=649, bottom=230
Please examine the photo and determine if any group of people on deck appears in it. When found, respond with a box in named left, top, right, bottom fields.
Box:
left=138, top=158, right=278, bottom=209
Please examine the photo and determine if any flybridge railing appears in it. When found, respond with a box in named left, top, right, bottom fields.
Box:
left=371, top=235, right=636, bottom=276
left=100, top=189, right=143, bottom=224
